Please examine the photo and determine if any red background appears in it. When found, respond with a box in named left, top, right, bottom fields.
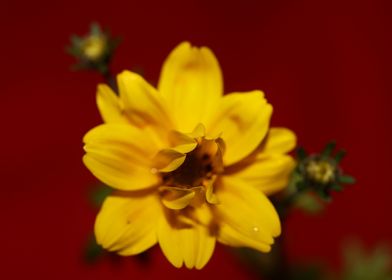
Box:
left=1, top=0, right=391, bottom=279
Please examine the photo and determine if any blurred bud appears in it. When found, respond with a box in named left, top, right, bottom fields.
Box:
left=66, top=23, right=121, bottom=75
left=80, top=34, right=107, bottom=61
left=305, top=157, right=335, bottom=185
left=292, top=141, right=355, bottom=205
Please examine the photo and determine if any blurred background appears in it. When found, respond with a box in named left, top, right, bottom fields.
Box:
left=0, top=0, right=391, bottom=279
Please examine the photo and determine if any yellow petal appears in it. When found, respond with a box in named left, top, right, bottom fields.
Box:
left=117, top=70, right=172, bottom=130
left=262, top=127, right=297, bottom=154
left=95, top=194, right=162, bottom=255
left=96, top=84, right=127, bottom=123
left=229, top=127, right=296, bottom=195
left=205, top=177, right=219, bottom=204
left=158, top=205, right=216, bottom=269
left=159, top=186, right=196, bottom=210
left=168, top=130, right=198, bottom=154
left=236, top=155, right=295, bottom=195
left=83, top=124, right=161, bottom=190
left=189, top=123, right=206, bottom=139
left=152, top=149, right=186, bottom=172
left=158, top=42, right=223, bottom=132
left=216, top=177, right=280, bottom=252
left=207, top=91, right=273, bottom=166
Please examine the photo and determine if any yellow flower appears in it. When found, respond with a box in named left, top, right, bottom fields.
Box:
left=83, top=42, right=296, bottom=269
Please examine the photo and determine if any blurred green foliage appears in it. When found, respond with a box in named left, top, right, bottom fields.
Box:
left=341, top=242, right=392, bottom=280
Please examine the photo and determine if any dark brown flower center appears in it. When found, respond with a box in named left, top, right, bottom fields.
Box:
left=162, top=138, right=224, bottom=188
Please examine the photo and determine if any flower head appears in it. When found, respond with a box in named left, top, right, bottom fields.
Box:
left=83, top=42, right=296, bottom=269
left=80, top=34, right=107, bottom=62
left=67, top=23, right=120, bottom=74
left=294, top=142, right=355, bottom=201
left=305, top=157, right=336, bottom=185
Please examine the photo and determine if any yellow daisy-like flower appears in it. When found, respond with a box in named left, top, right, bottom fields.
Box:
left=83, top=42, right=296, bottom=269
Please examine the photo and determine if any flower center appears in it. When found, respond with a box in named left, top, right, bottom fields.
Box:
left=305, top=158, right=335, bottom=184
left=158, top=137, right=224, bottom=210
left=81, top=35, right=106, bottom=61
left=163, top=138, right=224, bottom=188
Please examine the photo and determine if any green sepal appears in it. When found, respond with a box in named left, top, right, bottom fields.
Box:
left=90, top=22, right=102, bottom=36
left=321, top=141, right=336, bottom=159
left=65, top=46, right=82, bottom=56
left=70, top=34, right=82, bottom=45
left=330, top=183, right=344, bottom=192
left=339, top=175, right=356, bottom=184
left=334, top=149, right=346, bottom=163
